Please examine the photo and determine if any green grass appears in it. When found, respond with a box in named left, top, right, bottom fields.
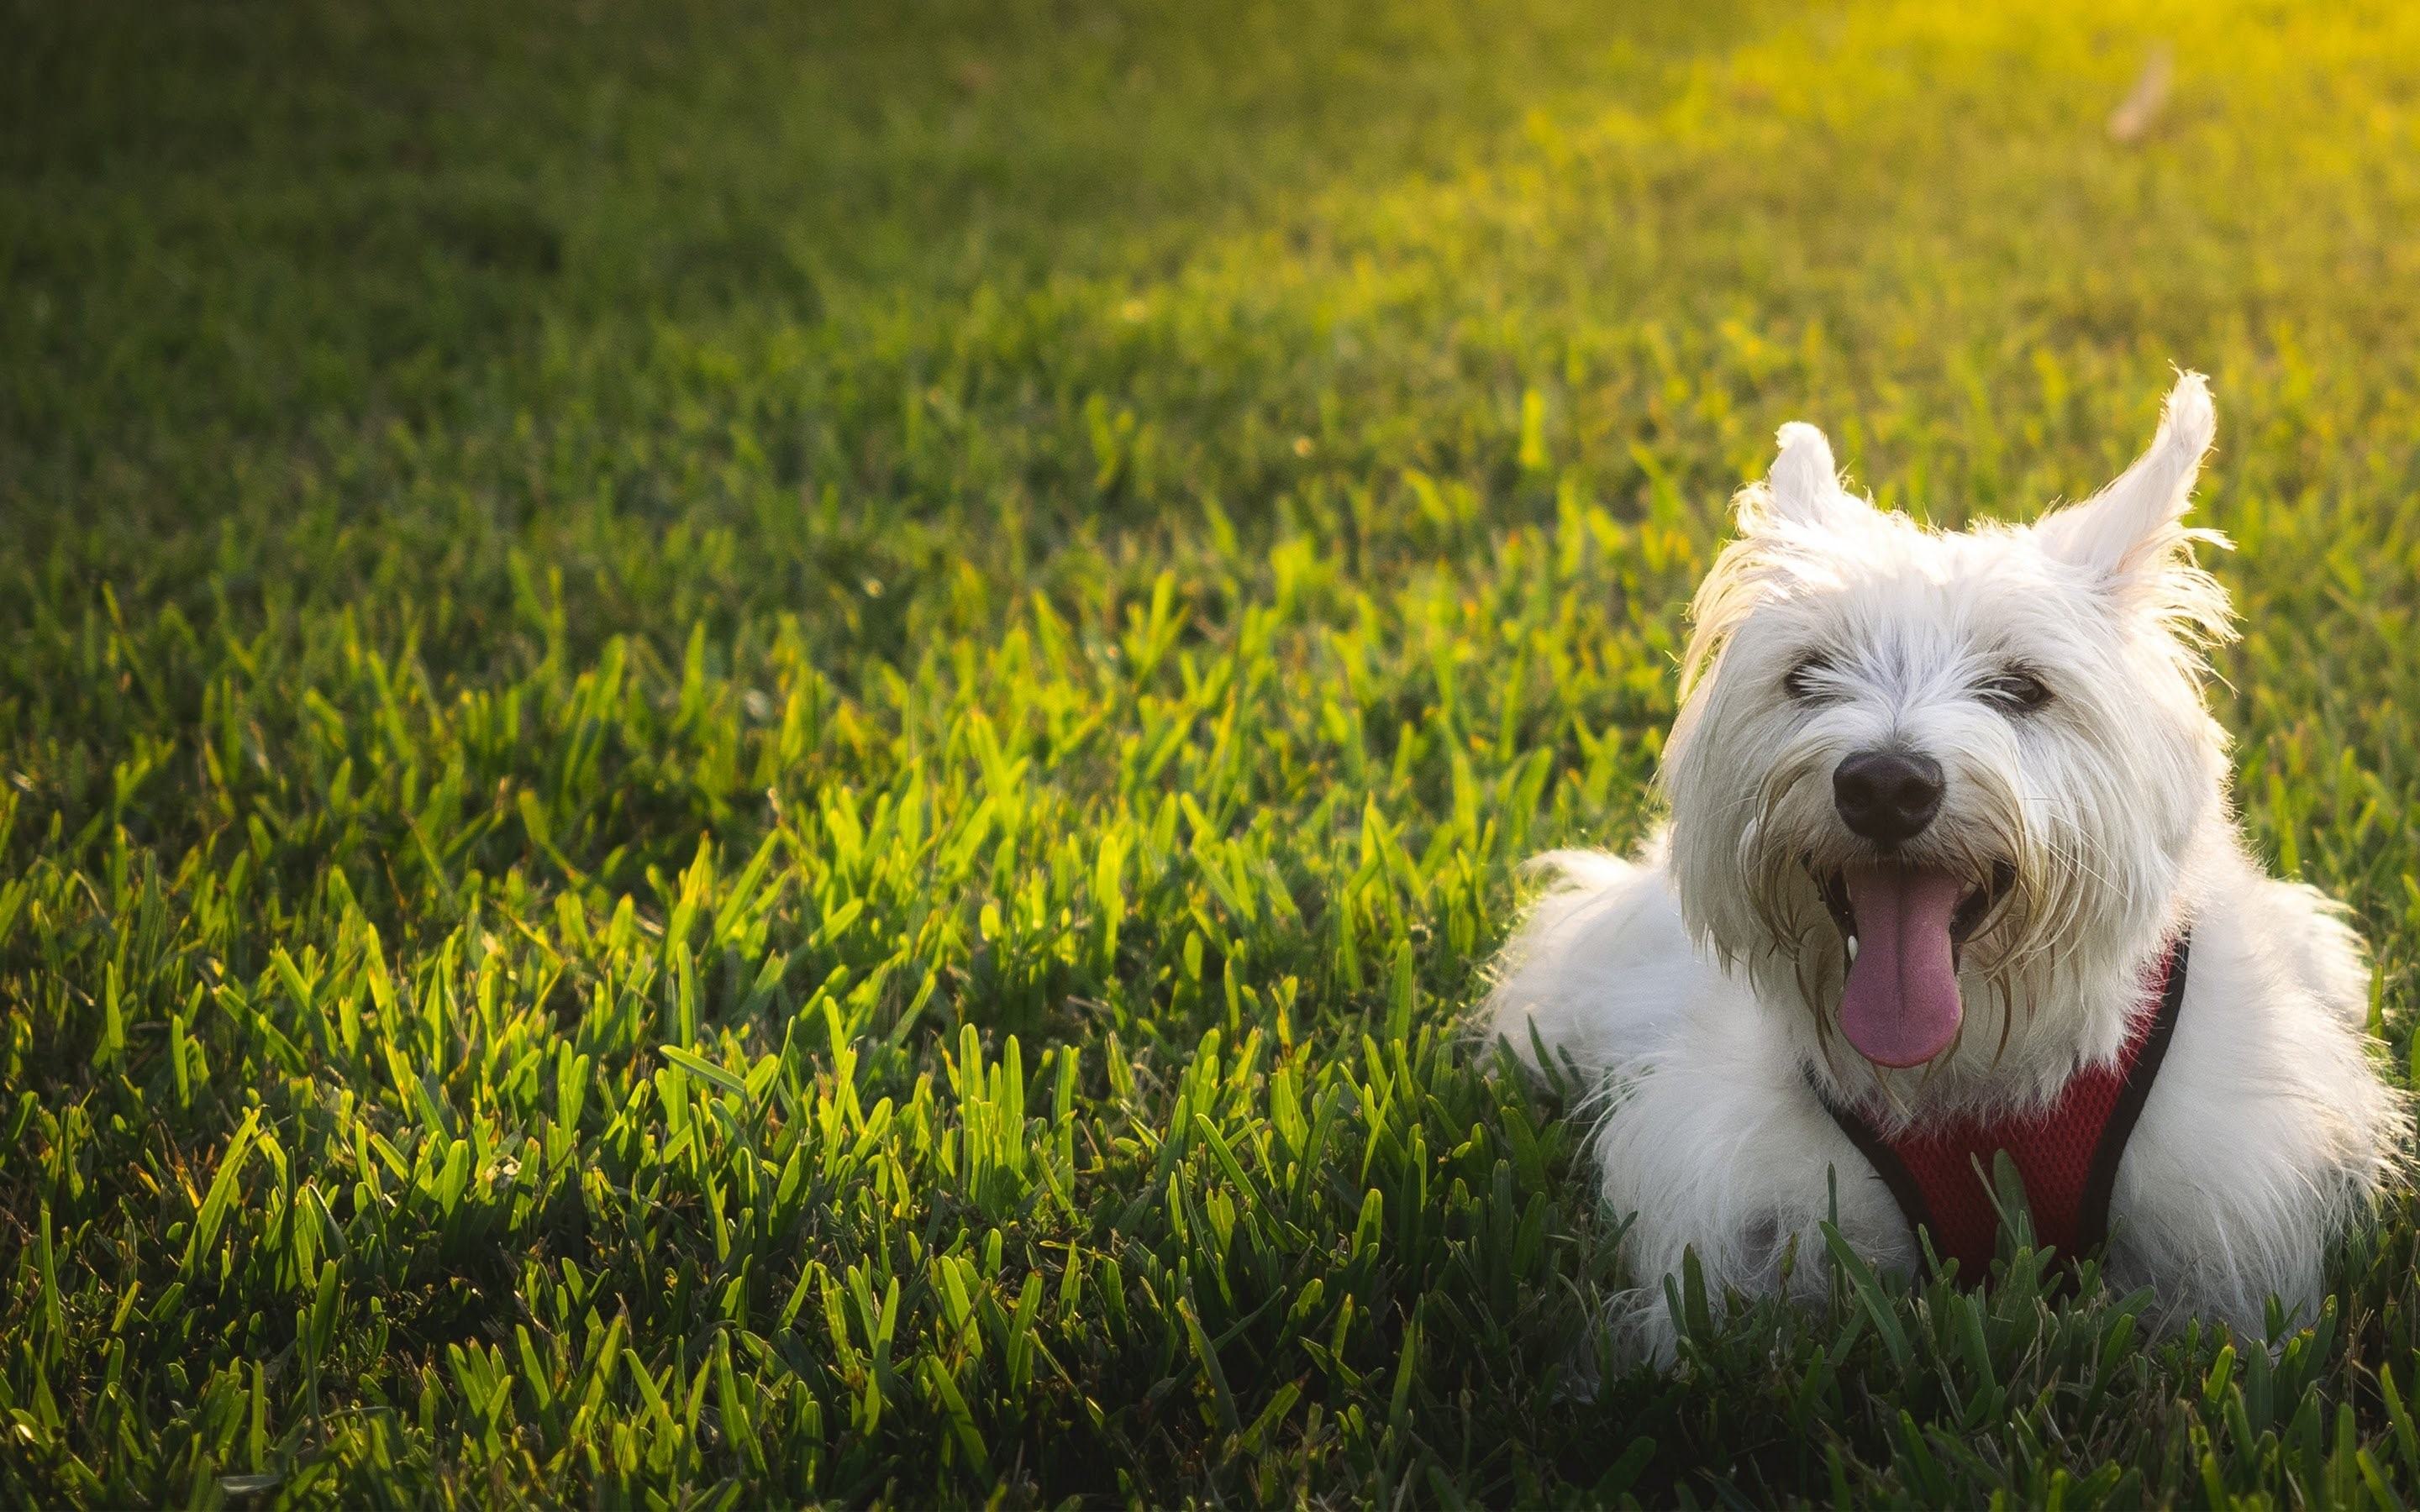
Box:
left=9, top=0, right=2420, bottom=1502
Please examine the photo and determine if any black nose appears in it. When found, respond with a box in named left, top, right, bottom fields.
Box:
left=1833, top=751, right=1944, bottom=844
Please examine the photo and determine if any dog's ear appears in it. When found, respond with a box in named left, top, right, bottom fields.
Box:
left=1736, top=422, right=1871, bottom=533
left=2034, top=373, right=2216, bottom=584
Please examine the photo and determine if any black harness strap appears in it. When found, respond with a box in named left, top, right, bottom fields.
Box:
left=2073, top=937, right=2191, bottom=1254
left=1812, top=1074, right=1936, bottom=1247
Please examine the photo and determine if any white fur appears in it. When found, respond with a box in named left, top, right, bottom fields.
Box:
left=1488, top=375, right=2407, bottom=1358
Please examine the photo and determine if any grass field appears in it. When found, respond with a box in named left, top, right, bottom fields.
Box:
left=9, top=0, right=2420, bottom=1502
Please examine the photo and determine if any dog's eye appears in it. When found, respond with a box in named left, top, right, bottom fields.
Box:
left=1783, top=654, right=1835, bottom=702
left=1980, top=668, right=2052, bottom=712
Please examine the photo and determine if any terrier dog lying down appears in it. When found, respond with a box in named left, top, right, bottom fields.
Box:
left=1488, top=375, right=2406, bottom=1357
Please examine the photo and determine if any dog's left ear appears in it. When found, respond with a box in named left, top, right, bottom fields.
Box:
left=2034, top=372, right=2216, bottom=585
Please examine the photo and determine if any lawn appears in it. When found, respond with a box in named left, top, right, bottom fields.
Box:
left=8, top=0, right=2420, bottom=1503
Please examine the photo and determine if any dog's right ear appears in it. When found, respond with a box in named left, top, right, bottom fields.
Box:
left=1735, top=422, right=1871, bottom=533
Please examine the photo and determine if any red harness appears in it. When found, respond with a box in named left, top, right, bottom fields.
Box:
left=1813, top=937, right=2189, bottom=1278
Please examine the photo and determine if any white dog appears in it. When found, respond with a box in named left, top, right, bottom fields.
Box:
left=1488, top=374, right=2405, bottom=1357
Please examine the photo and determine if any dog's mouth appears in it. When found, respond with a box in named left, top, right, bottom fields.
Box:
left=1805, top=858, right=2015, bottom=1068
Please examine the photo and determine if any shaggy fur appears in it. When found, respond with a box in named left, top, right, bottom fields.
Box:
left=1488, top=375, right=2407, bottom=1358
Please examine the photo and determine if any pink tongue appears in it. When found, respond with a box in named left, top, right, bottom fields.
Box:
left=1838, top=865, right=1967, bottom=1068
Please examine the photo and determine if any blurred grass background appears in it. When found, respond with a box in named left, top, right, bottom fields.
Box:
left=8, top=0, right=2420, bottom=1503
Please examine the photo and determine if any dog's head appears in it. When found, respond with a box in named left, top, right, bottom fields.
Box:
left=1663, top=375, right=2232, bottom=1076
